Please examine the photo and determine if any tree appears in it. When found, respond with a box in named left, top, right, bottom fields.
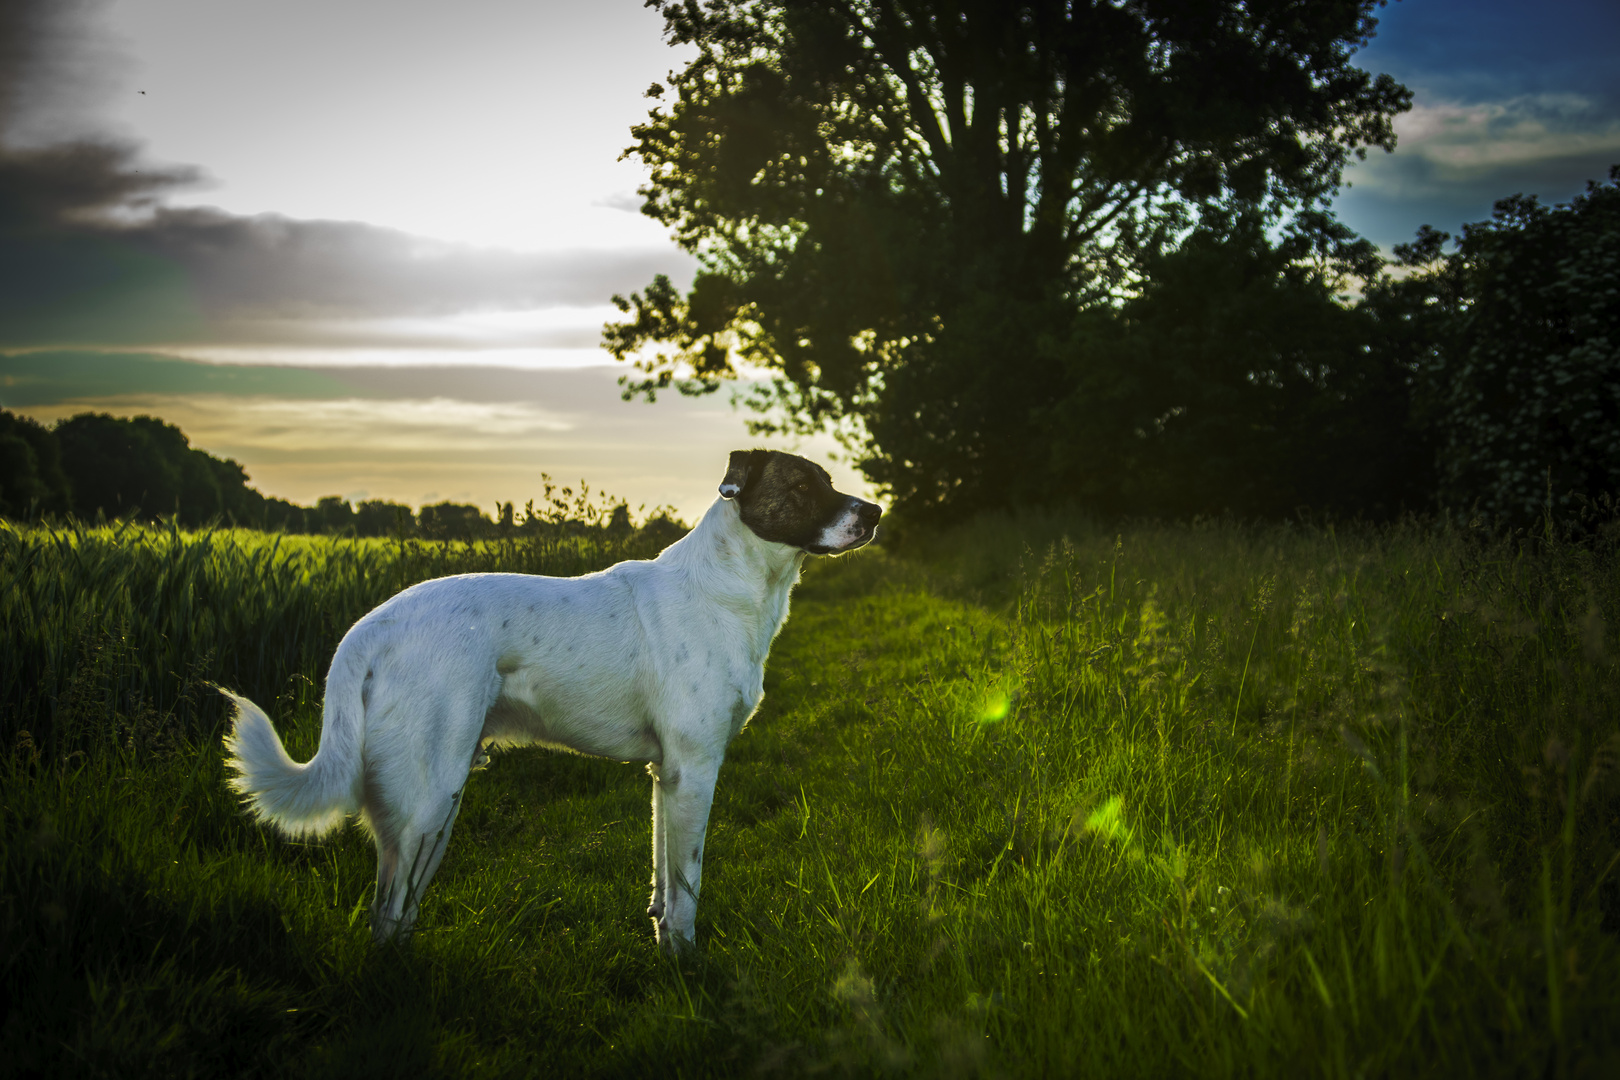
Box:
left=312, top=495, right=357, bottom=535
left=1367, top=168, right=1620, bottom=524
left=53, top=412, right=263, bottom=526
left=417, top=502, right=491, bottom=541
left=1046, top=208, right=1431, bottom=518
left=355, top=499, right=415, bottom=537
left=56, top=413, right=185, bottom=521
left=3, top=410, right=421, bottom=532
left=607, top=0, right=1409, bottom=517
left=0, top=409, right=71, bottom=518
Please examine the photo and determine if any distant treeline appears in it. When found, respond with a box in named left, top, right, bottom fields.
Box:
left=0, top=409, right=683, bottom=541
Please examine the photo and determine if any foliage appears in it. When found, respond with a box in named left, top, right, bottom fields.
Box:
left=4, top=511, right=1618, bottom=1075
left=7, top=410, right=305, bottom=529
left=606, top=0, right=1410, bottom=517
left=0, top=519, right=687, bottom=757
left=52, top=411, right=288, bottom=527
left=1365, top=167, right=1620, bottom=524
left=0, top=408, right=69, bottom=517
left=1040, top=208, right=1429, bottom=518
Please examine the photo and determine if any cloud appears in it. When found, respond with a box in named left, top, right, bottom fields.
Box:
left=1342, top=92, right=1620, bottom=207
left=211, top=396, right=579, bottom=454
left=0, top=349, right=357, bottom=407
left=1385, top=93, right=1620, bottom=182
left=1336, top=89, right=1620, bottom=248
left=0, top=0, right=692, bottom=354
left=0, top=139, right=692, bottom=349
left=0, top=0, right=130, bottom=148
left=119, top=208, right=689, bottom=318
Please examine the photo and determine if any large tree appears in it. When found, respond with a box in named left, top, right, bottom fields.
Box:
left=607, top=0, right=1410, bottom=516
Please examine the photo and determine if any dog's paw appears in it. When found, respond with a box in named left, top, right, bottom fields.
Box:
left=371, top=918, right=415, bottom=947
left=658, top=934, right=695, bottom=959
left=655, top=918, right=696, bottom=958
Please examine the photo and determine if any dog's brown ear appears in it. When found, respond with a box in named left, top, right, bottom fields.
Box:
left=719, top=449, right=769, bottom=499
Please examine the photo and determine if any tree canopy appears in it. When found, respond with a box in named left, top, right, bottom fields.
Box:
left=606, top=0, right=1410, bottom=517
left=0, top=410, right=360, bottom=531
left=1043, top=208, right=1428, bottom=519
left=0, top=410, right=69, bottom=518
left=1366, top=168, right=1620, bottom=525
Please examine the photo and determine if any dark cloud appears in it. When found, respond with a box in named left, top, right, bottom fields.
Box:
left=0, top=0, right=691, bottom=351
left=0, top=348, right=723, bottom=421
left=0, top=139, right=198, bottom=225
left=0, top=349, right=359, bottom=408
left=1338, top=158, right=1618, bottom=253
left=0, top=0, right=50, bottom=129
left=0, top=136, right=693, bottom=347
left=2, top=0, right=136, bottom=152
left=125, top=209, right=691, bottom=318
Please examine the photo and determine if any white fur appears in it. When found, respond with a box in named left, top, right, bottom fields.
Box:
left=223, top=495, right=817, bottom=950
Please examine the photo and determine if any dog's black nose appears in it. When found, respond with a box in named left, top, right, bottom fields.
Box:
left=857, top=501, right=882, bottom=525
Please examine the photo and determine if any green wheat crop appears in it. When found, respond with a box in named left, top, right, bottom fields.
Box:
left=0, top=519, right=677, bottom=760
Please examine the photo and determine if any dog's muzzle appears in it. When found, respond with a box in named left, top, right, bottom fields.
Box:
left=808, top=499, right=883, bottom=554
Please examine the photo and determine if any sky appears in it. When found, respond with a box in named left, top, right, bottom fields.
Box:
left=2, top=0, right=1618, bottom=520
left=1335, top=0, right=1620, bottom=251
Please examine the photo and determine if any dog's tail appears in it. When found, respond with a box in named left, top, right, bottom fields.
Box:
left=221, top=653, right=367, bottom=838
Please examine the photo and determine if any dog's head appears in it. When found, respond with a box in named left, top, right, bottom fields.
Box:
left=718, top=449, right=881, bottom=555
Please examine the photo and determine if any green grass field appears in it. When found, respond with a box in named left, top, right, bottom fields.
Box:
left=3, top=513, right=1617, bottom=1077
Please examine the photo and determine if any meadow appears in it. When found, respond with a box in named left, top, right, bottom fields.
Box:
left=2, top=510, right=1617, bottom=1077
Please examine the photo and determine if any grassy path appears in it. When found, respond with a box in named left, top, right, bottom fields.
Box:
left=3, top=521, right=1618, bottom=1076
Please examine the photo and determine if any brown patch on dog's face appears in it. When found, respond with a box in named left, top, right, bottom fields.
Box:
left=717, top=450, right=881, bottom=554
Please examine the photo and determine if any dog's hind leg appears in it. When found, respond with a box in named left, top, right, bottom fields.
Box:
left=372, top=779, right=468, bottom=941
left=367, top=684, right=493, bottom=942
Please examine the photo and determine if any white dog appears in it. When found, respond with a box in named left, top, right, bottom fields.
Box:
left=222, top=450, right=880, bottom=951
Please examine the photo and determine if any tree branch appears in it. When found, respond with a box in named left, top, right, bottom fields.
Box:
left=833, top=0, right=955, bottom=172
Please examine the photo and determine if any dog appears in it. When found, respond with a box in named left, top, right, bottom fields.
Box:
left=221, top=449, right=881, bottom=951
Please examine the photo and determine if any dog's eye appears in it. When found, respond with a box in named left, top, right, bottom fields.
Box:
left=796, top=481, right=810, bottom=492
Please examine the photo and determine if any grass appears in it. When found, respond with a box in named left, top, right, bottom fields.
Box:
left=2, top=512, right=1618, bottom=1077
left=0, top=519, right=677, bottom=760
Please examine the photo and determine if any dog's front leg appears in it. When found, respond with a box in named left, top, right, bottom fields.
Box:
left=655, top=758, right=720, bottom=955
left=648, top=768, right=667, bottom=927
